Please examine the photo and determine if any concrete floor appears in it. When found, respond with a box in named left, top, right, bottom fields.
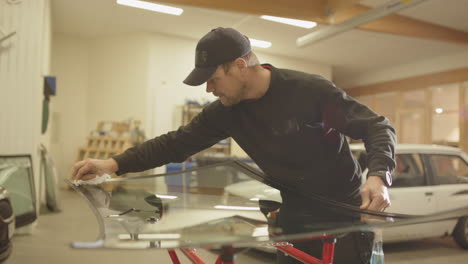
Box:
left=5, top=189, right=468, bottom=264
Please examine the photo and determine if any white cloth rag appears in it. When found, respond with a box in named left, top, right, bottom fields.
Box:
left=73, top=173, right=111, bottom=186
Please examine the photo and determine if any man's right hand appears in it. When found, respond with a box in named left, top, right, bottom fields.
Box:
left=72, top=158, right=119, bottom=181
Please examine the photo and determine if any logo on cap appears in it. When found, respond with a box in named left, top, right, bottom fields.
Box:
left=196, top=50, right=209, bottom=66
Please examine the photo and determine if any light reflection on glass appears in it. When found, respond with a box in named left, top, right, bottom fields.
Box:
left=214, top=205, right=260, bottom=211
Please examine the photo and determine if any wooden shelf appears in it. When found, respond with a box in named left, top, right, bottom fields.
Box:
left=76, top=137, right=132, bottom=161
left=67, top=136, right=134, bottom=188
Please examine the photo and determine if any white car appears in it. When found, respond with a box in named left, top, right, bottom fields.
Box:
left=225, top=144, right=468, bottom=249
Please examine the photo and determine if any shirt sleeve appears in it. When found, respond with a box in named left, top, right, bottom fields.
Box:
left=316, top=77, right=397, bottom=175
left=112, top=102, right=230, bottom=175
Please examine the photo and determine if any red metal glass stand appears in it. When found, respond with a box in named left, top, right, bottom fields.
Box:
left=276, top=236, right=337, bottom=264
left=167, top=236, right=337, bottom=264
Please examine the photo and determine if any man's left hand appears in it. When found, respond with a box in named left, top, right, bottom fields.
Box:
left=360, top=176, right=391, bottom=212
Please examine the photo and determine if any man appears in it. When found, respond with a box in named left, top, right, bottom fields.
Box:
left=73, top=27, right=396, bottom=263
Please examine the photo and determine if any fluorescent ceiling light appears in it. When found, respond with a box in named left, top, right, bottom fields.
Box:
left=249, top=38, right=272, bottom=48
left=117, top=0, right=183, bottom=16
left=260, top=15, right=317, bottom=29
left=435, top=108, right=443, bottom=114
left=214, top=205, right=260, bottom=211
left=118, top=234, right=181, bottom=240
left=155, top=194, right=178, bottom=199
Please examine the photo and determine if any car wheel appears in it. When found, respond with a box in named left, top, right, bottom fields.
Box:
left=453, top=216, right=468, bottom=249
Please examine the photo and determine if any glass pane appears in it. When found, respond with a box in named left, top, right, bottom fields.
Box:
left=0, top=156, right=37, bottom=227
left=68, top=160, right=468, bottom=251
left=393, top=154, right=426, bottom=187
left=402, top=90, right=425, bottom=109
left=430, top=155, right=468, bottom=184
left=40, top=146, right=61, bottom=212
left=432, top=112, right=459, bottom=143
left=399, top=111, right=424, bottom=144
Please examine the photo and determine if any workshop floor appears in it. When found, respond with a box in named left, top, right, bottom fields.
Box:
left=5, top=189, right=468, bottom=264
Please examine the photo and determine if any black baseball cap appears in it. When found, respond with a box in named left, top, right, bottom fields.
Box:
left=183, top=27, right=251, bottom=86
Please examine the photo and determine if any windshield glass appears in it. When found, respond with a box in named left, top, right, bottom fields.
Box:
left=68, top=160, right=468, bottom=250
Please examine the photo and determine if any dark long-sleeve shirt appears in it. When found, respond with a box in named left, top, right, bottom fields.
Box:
left=113, top=64, right=396, bottom=201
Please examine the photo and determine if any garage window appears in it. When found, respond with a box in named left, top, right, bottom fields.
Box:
left=392, top=154, right=426, bottom=187
left=430, top=155, right=468, bottom=185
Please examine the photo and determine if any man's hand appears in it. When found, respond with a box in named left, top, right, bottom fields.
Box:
left=72, top=158, right=119, bottom=181
left=360, top=176, right=391, bottom=212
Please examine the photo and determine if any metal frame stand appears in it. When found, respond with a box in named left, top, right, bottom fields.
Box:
left=167, top=236, right=337, bottom=264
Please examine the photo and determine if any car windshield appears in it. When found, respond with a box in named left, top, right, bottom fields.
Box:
left=68, top=160, right=468, bottom=250
left=0, top=155, right=37, bottom=228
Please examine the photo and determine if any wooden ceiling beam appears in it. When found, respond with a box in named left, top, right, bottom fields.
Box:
left=360, top=13, right=468, bottom=46
left=326, top=0, right=364, bottom=19
left=316, top=4, right=468, bottom=46
left=158, top=1, right=468, bottom=46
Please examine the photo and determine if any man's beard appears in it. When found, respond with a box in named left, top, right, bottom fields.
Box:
left=220, top=83, right=247, bottom=106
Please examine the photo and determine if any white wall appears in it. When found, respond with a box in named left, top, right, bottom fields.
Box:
left=341, top=50, right=468, bottom=89
left=0, top=0, right=51, bottom=153
left=50, top=33, right=153, bottom=180
left=148, top=34, right=216, bottom=138
left=0, top=0, right=52, bottom=176
left=50, top=34, right=89, bottom=183
left=0, top=0, right=52, bottom=226
left=87, top=34, right=151, bottom=134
